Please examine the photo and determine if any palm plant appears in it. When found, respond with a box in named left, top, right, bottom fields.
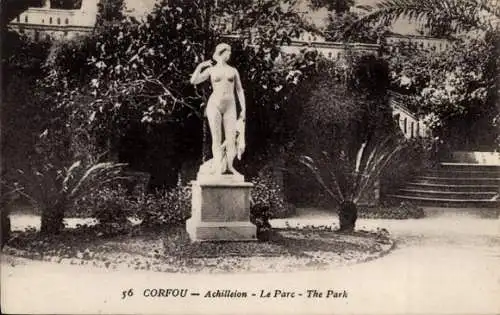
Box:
left=357, top=0, right=500, bottom=35
left=300, top=135, right=406, bottom=232
left=4, top=161, right=128, bottom=234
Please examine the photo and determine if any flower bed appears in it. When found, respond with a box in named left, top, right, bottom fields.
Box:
left=4, top=224, right=394, bottom=273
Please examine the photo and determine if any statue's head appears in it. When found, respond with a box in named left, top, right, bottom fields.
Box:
left=213, top=43, right=231, bottom=63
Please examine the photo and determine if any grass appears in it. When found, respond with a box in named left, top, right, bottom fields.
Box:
left=3, top=223, right=394, bottom=273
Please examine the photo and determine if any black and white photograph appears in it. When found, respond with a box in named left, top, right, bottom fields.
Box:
left=1, top=0, right=499, bottom=313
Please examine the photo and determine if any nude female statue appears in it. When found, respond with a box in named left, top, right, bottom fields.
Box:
left=190, top=43, right=246, bottom=178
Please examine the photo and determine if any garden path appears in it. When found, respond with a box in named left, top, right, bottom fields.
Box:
left=2, top=209, right=499, bottom=314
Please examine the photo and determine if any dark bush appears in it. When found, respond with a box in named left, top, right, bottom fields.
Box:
left=249, top=173, right=287, bottom=241
left=380, top=137, right=439, bottom=199
left=358, top=201, right=425, bottom=219
left=137, top=185, right=192, bottom=228
left=72, top=185, right=135, bottom=224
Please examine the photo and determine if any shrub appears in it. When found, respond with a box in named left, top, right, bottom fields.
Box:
left=73, top=185, right=135, bottom=223
left=358, top=201, right=425, bottom=219
left=380, top=137, right=439, bottom=199
left=137, top=185, right=192, bottom=228
left=249, top=173, right=287, bottom=240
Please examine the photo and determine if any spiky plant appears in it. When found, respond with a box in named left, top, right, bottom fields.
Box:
left=300, top=135, right=406, bottom=232
left=7, top=161, right=128, bottom=234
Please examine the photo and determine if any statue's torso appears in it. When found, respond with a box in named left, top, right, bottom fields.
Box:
left=209, top=65, right=236, bottom=109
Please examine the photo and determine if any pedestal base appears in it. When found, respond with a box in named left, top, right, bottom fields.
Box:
left=187, top=221, right=256, bottom=241
left=187, top=178, right=256, bottom=242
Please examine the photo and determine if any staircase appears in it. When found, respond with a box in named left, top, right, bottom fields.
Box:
left=389, top=153, right=500, bottom=209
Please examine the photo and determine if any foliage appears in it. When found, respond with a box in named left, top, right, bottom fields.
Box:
left=249, top=172, right=287, bottom=234
left=357, top=0, right=500, bottom=36
left=300, top=134, right=406, bottom=207
left=295, top=54, right=402, bottom=231
left=357, top=0, right=499, bottom=150
left=387, top=36, right=499, bottom=149
left=213, top=0, right=321, bottom=170
left=325, top=11, right=390, bottom=43
left=50, top=0, right=82, bottom=9
left=380, top=137, right=439, bottom=198
left=3, top=159, right=128, bottom=234
left=36, top=0, right=320, bottom=183
left=72, top=185, right=134, bottom=226
left=137, top=185, right=192, bottom=227
left=295, top=55, right=393, bottom=159
left=309, top=0, right=355, bottom=15
left=358, top=202, right=425, bottom=219
left=96, top=0, right=125, bottom=25
left=1, top=31, right=51, bottom=173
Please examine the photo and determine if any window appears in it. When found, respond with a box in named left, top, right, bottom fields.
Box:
left=24, top=15, right=28, bottom=23
left=328, top=52, right=332, bottom=59
left=65, top=18, right=69, bottom=24
left=42, top=18, right=45, bottom=23
left=57, top=17, right=61, bottom=24
left=403, top=118, right=407, bottom=133
left=49, top=17, right=53, bottom=24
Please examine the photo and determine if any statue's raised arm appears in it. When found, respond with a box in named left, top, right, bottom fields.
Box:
left=190, top=43, right=246, bottom=180
left=190, top=60, right=213, bottom=85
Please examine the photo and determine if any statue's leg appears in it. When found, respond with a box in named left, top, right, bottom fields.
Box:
left=223, top=106, right=241, bottom=176
left=206, top=105, right=223, bottom=175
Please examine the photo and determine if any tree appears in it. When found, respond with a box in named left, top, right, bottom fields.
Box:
left=213, top=0, right=320, bottom=173
left=1, top=31, right=52, bottom=242
left=1, top=0, right=42, bottom=29
left=33, top=0, right=320, bottom=185
left=96, top=0, right=125, bottom=26
left=295, top=54, right=399, bottom=232
left=310, top=0, right=355, bottom=16
left=50, top=0, right=82, bottom=9
left=359, top=0, right=500, bottom=150
left=388, top=37, right=498, bottom=150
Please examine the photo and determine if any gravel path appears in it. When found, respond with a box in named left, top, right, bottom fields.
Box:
left=2, top=209, right=499, bottom=314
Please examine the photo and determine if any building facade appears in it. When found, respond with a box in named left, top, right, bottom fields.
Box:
left=385, top=33, right=451, bottom=53
left=7, top=0, right=98, bottom=41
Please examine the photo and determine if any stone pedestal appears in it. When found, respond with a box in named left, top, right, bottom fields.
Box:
left=186, top=175, right=256, bottom=242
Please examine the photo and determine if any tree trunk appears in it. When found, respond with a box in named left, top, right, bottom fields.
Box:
left=1, top=207, right=11, bottom=248
left=40, top=201, right=65, bottom=234
left=338, top=200, right=357, bottom=232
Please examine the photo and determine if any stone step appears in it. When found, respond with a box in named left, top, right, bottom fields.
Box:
left=425, top=169, right=500, bottom=178
left=422, top=207, right=500, bottom=218
left=398, top=189, right=498, bottom=200
left=415, top=176, right=500, bottom=186
left=438, top=163, right=500, bottom=172
left=405, top=182, right=499, bottom=193
left=387, top=194, right=500, bottom=208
